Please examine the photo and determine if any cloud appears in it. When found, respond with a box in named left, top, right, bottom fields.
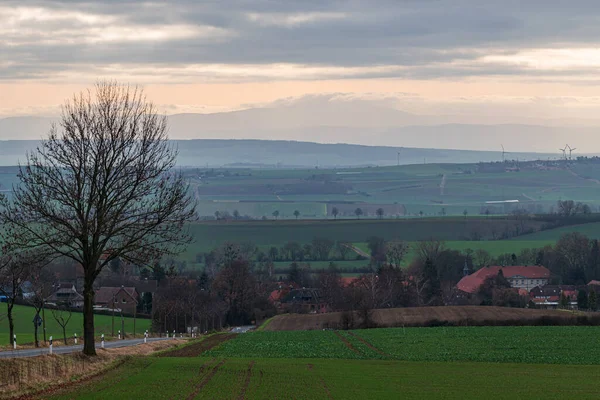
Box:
left=3, top=1, right=600, bottom=83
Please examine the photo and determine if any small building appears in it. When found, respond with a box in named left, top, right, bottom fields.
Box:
left=281, top=288, right=327, bottom=314
left=530, top=285, right=578, bottom=309
left=457, top=265, right=550, bottom=294
left=46, top=283, right=84, bottom=308
left=94, top=286, right=139, bottom=315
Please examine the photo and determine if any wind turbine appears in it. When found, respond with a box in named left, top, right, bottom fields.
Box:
left=567, top=145, right=576, bottom=160
left=501, top=145, right=509, bottom=162
left=397, top=147, right=403, bottom=166
left=559, top=145, right=568, bottom=161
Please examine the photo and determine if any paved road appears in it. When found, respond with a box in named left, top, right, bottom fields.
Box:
left=230, top=326, right=255, bottom=333
left=0, top=337, right=171, bottom=359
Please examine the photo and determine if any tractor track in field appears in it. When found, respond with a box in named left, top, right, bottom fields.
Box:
left=307, top=364, right=333, bottom=399
left=237, top=360, right=255, bottom=400
left=186, top=359, right=227, bottom=400
left=333, top=331, right=360, bottom=355
left=346, top=332, right=388, bottom=357
left=159, top=334, right=236, bottom=357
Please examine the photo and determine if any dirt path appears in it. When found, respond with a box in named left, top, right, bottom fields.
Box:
left=342, top=243, right=370, bottom=259
left=347, top=332, right=388, bottom=357
left=307, top=364, right=333, bottom=400
left=521, top=193, right=536, bottom=201
left=237, top=361, right=255, bottom=400
left=332, top=331, right=360, bottom=355
left=186, top=359, right=227, bottom=400
left=568, top=168, right=600, bottom=185
left=158, top=334, right=236, bottom=357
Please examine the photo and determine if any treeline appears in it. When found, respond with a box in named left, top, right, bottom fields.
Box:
left=196, top=238, right=366, bottom=266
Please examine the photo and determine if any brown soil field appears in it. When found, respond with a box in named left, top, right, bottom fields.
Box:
left=158, top=334, right=236, bottom=357
left=264, top=306, right=591, bottom=331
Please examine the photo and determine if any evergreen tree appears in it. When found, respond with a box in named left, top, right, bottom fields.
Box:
left=577, top=289, right=589, bottom=310
left=559, top=292, right=570, bottom=309
left=589, top=290, right=598, bottom=311
left=423, top=258, right=441, bottom=305
left=588, top=240, right=600, bottom=281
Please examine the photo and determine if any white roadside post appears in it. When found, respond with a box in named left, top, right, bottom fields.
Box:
left=144, top=330, right=148, bottom=344
left=172, top=330, right=175, bottom=339
left=13, top=334, right=16, bottom=350
left=101, top=334, right=105, bottom=349
left=49, top=336, right=53, bottom=355
left=118, top=330, right=121, bottom=340
left=74, top=333, right=78, bottom=345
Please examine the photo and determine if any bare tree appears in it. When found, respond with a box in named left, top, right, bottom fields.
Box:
left=0, top=249, right=49, bottom=345
left=355, top=208, right=363, bottom=219
left=415, top=240, right=445, bottom=264
left=386, top=241, right=410, bottom=267
left=51, top=303, right=73, bottom=345
left=335, top=242, right=351, bottom=261
left=331, top=207, right=339, bottom=220
left=28, top=269, right=55, bottom=347
left=0, top=82, right=196, bottom=355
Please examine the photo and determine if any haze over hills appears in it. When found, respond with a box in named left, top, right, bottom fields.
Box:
left=1, top=96, right=597, bottom=166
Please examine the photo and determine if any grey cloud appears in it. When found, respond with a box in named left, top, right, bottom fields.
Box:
left=3, top=0, right=600, bottom=81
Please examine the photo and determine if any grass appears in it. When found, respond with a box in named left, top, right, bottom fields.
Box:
left=0, top=304, right=151, bottom=346
left=510, top=222, right=600, bottom=241
left=46, top=356, right=600, bottom=399
left=205, top=326, right=600, bottom=365
left=179, top=217, right=548, bottom=263
left=354, top=240, right=554, bottom=266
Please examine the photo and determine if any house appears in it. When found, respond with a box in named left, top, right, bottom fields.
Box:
left=46, top=283, right=84, bottom=308
left=281, top=288, right=327, bottom=314
left=457, top=265, right=550, bottom=294
left=530, top=285, right=578, bottom=309
left=94, top=286, right=139, bottom=314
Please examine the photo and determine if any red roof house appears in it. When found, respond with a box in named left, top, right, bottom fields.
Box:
left=457, top=266, right=550, bottom=294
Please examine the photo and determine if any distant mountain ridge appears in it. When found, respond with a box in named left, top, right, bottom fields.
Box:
left=2, top=95, right=598, bottom=159
left=0, top=138, right=561, bottom=168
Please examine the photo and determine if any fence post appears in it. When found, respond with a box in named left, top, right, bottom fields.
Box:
left=101, top=334, right=105, bottom=349
left=74, top=333, right=78, bottom=345
left=49, top=336, right=53, bottom=355
left=13, top=334, right=16, bottom=350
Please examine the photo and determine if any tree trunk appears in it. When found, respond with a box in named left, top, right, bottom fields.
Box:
left=63, top=326, right=67, bottom=345
left=34, top=315, right=39, bottom=348
left=83, top=279, right=96, bottom=355
left=42, top=304, right=47, bottom=344
left=7, top=302, right=14, bottom=346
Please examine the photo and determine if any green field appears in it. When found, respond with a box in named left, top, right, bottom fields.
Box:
left=47, top=327, right=600, bottom=399
left=510, top=222, right=600, bottom=241
left=47, top=356, right=600, bottom=399
left=354, top=239, right=554, bottom=266
left=0, top=304, right=151, bottom=346
left=180, top=217, right=548, bottom=263
left=205, top=326, right=600, bottom=365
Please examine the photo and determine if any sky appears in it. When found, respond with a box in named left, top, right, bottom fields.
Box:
left=3, top=1, right=600, bottom=127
